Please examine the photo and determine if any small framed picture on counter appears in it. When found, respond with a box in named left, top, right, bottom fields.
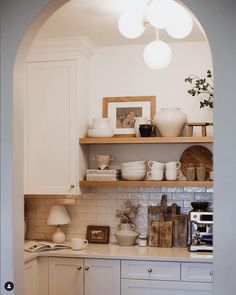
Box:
left=103, top=96, right=156, bottom=136
left=86, top=225, right=110, bottom=244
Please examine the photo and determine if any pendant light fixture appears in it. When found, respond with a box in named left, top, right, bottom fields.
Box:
left=143, top=30, right=172, bottom=70
left=118, top=0, right=193, bottom=70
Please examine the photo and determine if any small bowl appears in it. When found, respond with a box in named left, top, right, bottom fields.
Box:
left=88, top=128, right=114, bottom=138
left=122, top=172, right=146, bottom=181
left=122, top=161, right=146, bottom=166
left=121, top=169, right=147, bottom=174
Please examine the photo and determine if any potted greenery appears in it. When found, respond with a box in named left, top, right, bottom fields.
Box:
left=185, top=70, right=214, bottom=108
left=115, top=200, right=139, bottom=246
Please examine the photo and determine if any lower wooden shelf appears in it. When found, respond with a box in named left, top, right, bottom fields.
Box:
left=79, top=180, right=213, bottom=188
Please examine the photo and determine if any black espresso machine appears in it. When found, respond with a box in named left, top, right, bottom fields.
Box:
left=189, top=202, right=213, bottom=252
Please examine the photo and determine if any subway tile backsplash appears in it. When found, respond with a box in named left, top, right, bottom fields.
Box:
left=25, top=186, right=213, bottom=243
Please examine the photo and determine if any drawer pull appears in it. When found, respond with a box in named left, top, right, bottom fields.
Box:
left=148, top=268, right=153, bottom=273
left=70, top=184, right=75, bottom=188
left=209, top=271, right=213, bottom=276
left=85, top=266, right=90, bottom=271
left=77, top=266, right=82, bottom=270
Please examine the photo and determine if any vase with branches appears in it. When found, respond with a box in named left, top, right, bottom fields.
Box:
left=115, top=200, right=139, bottom=246
left=185, top=70, right=214, bottom=109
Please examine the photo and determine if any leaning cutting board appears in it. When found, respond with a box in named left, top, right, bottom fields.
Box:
left=180, top=145, right=213, bottom=177
left=148, top=213, right=173, bottom=248
left=171, top=204, right=188, bottom=247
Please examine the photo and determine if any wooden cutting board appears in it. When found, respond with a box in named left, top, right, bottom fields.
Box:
left=171, top=204, right=188, bottom=247
left=148, top=213, right=173, bottom=248
left=180, top=145, right=213, bottom=177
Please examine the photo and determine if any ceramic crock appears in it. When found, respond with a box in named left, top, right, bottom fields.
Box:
left=154, top=108, right=187, bottom=137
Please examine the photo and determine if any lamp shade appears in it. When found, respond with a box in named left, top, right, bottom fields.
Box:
left=47, top=205, right=71, bottom=225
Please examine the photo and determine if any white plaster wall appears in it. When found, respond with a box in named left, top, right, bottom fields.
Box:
left=89, top=41, right=213, bottom=125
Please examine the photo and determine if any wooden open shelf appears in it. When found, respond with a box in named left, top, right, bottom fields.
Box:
left=79, top=136, right=213, bottom=145
left=79, top=180, right=213, bottom=188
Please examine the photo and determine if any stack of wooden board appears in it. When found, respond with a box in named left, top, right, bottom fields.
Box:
left=148, top=195, right=188, bottom=248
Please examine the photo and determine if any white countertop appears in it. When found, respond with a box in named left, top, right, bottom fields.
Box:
left=24, top=243, right=213, bottom=263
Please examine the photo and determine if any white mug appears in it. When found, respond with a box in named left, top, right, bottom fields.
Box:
left=71, top=238, right=88, bottom=251
left=148, top=161, right=164, bottom=170
left=147, top=170, right=163, bottom=181
left=165, top=169, right=182, bottom=181
left=165, top=161, right=181, bottom=170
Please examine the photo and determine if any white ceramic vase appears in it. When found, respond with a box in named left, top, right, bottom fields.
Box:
left=115, top=223, right=139, bottom=246
left=154, top=108, right=187, bottom=137
left=134, top=117, right=148, bottom=137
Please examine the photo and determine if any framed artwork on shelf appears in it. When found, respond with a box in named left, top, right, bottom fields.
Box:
left=103, top=96, right=156, bottom=136
left=86, top=225, right=110, bottom=244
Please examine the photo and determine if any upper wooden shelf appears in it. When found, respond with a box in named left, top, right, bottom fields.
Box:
left=79, top=136, right=213, bottom=145
left=80, top=180, right=213, bottom=188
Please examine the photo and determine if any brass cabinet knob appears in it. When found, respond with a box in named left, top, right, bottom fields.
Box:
left=148, top=268, right=152, bottom=273
left=85, top=266, right=90, bottom=271
left=77, top=266, right=82, bottom=270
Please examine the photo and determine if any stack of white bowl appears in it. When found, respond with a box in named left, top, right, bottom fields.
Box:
left=121, top=161, right=147, bottom=181
left=88, top=118, right=114, bottom=137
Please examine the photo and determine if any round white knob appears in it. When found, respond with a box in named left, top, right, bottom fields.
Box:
left=85, top=266, right=89, bottom=271
left=209, top=271, right=213, bottom=276
left=70, top=184, right=75, bottom=188
left=77, top=266, right=82, bottom=270
left=148, top=268, right=152, bottom=273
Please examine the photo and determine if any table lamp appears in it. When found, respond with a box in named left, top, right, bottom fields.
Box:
left=47, top=205, right=71, bottom=243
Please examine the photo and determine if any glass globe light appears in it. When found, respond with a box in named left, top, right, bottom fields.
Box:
left=147, top=0, right=179, bottom=29
left=166, top=3, right=193, bottom=39
left=143, top=40, right=172, bottom=70
left=118, top=9, right=146, bottom=39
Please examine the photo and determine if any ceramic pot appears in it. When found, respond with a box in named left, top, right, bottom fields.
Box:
left=154, top=108, right=187, bottom=137
left=115, top=223, right=139, bottom=246
left=139, top=124, right=156, bottom=137
left=134, top=117, right=148, bottom=137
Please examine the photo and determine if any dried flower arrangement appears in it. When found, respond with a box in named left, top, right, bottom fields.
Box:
left=116, top=200, right=139, bottom=224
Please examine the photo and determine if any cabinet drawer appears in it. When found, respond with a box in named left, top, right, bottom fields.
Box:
left=121, top=260, right=180, bottom=281
left=181, top=262, right=213, bottom=282
left=121, top=279, right=212, bottom=295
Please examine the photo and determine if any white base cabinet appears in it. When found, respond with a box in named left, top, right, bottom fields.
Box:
left=49, top=257, right=83, bottom=295
left=84, top=258, right=120, bottom=295
left=25, top=256, right=212, bottom=295
left=24, top=259, right=39, bottom=295
left=49, top=257, right=120, bottom=295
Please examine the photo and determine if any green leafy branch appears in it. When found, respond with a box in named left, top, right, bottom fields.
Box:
left=185, top=70, right=214, bottom=108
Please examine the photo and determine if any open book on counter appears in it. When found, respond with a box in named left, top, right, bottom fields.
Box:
left=24, top=241, right=71, bottom=252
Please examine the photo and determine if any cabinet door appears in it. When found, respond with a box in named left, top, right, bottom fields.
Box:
left=24, top=259, right=39, bottom=295
left=25, top=60, right=77, bottom=194
left=121, top=279, right=212, bottom=295
left=84, top=259, right=120, bottom=295
left=49, top=257, right=83, bottom=295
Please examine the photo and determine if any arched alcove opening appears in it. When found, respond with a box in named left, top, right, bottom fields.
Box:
left=1, top=1, right=235, bottom=295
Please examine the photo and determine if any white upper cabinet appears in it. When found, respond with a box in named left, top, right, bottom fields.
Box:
left=25, top=37, right=96, bottom=195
